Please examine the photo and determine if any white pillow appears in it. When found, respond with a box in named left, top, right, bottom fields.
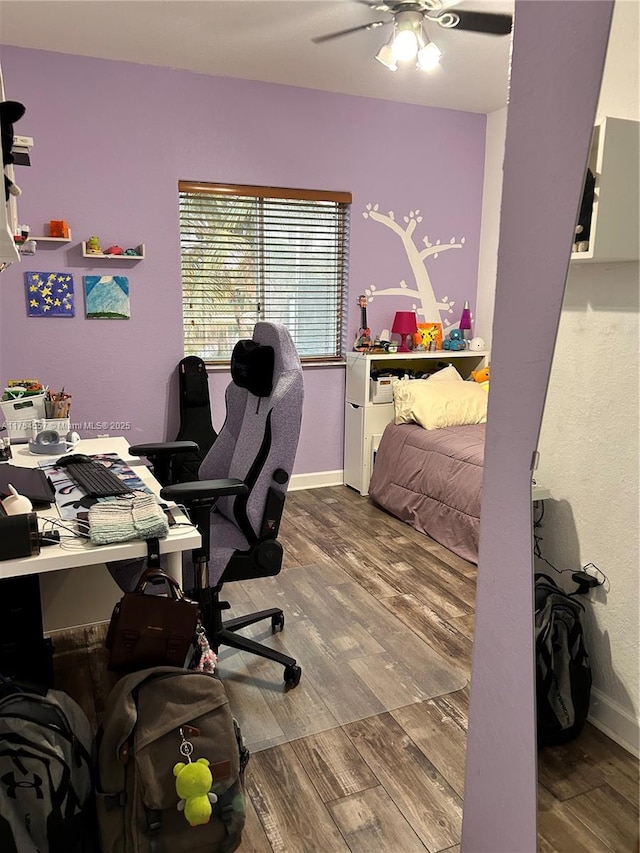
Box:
left=393, top=380, right=488, bottom=430
left=427, top=364, right=463, bottom=382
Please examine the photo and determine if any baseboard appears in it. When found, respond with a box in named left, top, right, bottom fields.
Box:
left=289, top=470, right=344, bottom=491
left=588, top=687, right=639, bottom=757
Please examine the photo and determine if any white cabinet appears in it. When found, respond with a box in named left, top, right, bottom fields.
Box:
left=344, top=349, right=488, bottom=495
left=571, top=116, right=639, bottom=264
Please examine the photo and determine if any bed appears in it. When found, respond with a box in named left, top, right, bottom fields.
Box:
left=367, top=369, right=488, bottom=564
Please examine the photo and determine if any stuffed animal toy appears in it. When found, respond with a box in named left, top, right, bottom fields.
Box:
left=471, top=366, right=490, bottom=392
left=471, top=366, right=490, bottom=384
left=1, top=100, right=26, bottom=202
left=173, top=758, right=217, bottom=826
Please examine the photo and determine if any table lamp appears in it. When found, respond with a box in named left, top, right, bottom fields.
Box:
left=459, top=301, right=472, bottom=342
left=391, top=311, right=418, bottom=352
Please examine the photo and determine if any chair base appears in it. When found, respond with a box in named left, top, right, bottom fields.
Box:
left=195, top=587, right=301, bottom=687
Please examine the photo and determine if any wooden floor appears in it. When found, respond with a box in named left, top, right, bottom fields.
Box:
left=52, top=485, right=639, bottom=852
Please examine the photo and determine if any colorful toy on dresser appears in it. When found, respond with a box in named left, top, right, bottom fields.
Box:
left=442, top=328, right=466, bottom=351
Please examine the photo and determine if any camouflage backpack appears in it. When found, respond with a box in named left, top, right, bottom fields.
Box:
left=96, top=667, right=248, bottom=853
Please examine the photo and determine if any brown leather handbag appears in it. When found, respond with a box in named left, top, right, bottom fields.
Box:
left=106, top=568, right=199, bottom=673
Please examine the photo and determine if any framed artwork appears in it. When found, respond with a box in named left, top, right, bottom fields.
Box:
left=25, top=271, right=75, bottom=317
left=84, top=275, right=130, bottom=319
left=416, top=321, right=443, bottom=349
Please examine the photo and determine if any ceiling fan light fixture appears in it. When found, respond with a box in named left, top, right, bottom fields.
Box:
left=392, top=29, right=419, bottom=62
left=391, top=10, right=422, bottom=63
left=417, top=39, right=442, bottom=71
left=375, top=41, right=398, bottom=71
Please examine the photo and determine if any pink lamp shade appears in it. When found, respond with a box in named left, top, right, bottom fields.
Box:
left=391, top=311, right=418, bottom=352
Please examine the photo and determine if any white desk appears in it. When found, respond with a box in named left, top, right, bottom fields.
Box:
left=0, top=437, right=201, bottom=584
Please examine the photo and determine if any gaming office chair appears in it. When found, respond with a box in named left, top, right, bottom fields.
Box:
left=108, top=322, right=304, bottom=687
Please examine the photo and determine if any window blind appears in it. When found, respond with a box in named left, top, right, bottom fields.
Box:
left=179, top=181, right=351, bottom=363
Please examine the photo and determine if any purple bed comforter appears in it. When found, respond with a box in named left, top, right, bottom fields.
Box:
left=368, top=422, right=485, bottom=564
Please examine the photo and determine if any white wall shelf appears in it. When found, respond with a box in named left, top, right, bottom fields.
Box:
left=81, top=242, right=145, bottom=259
left=33, top=234, right=72, bottom=243
left=571, top=116, right=639, bottom=264
left=344, top=349, right=489, bottom=495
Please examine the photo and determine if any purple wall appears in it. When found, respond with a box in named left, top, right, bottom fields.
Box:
left=0, top=47, right=486, bottom=473
left=461, top=2, right=613, bottom=849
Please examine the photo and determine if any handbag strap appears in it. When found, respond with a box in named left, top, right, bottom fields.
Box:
left=134, top=566, right=184, bottom=599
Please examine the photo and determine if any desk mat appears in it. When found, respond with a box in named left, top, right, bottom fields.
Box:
left=39, top=454, right=151, bottom=520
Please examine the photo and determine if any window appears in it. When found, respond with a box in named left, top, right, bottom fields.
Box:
left=179, top=181, right=351, bottom=363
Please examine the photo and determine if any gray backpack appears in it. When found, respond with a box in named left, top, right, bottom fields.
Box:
left=96, top=666, right=248, bottom=853
left=535, top=574, right=592, bottom=746
left=0, top=678, right=96, bottom=852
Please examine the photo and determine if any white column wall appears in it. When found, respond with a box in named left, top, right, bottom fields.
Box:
left=536, top=0, right=640, bottom=756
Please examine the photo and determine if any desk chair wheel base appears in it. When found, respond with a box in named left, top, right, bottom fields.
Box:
left=284, top=664, right=302, bottom=688
left=196, top=590, right=303, bottom=689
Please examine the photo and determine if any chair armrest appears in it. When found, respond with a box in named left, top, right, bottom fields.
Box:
left=129, top=441, right=200, bottom=458
left=160, top=478, right=248, bottom=503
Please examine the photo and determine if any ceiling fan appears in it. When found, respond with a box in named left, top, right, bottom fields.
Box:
left=312, top=1, right=513, bottom=72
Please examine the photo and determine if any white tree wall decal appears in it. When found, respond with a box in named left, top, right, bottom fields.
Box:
left=362, top=203, right=465, bottom=326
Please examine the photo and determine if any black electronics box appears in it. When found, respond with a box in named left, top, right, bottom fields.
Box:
left=0, top=575, right=54, bottom=688
left=0, top=512, right=41, bottom=560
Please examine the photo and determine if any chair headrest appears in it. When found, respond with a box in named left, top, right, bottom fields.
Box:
left=231, top=339, right=274, bottom=397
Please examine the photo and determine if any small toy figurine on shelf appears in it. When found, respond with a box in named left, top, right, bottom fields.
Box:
left=104, top=245, right=124, bottom=255
left=124, top=248, right=139, bottom=256
left=49, top=220, right=70, bottom=238
left=86, top=235, right=102, bottom=254
left=442, top=328, right=467, bottom=351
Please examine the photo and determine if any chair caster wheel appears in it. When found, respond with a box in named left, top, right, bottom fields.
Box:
left=284, top=664, right=301, bottom=687
left=272, top=613, right=285, bottom=633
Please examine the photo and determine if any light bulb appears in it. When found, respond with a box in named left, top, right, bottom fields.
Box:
left=417, top=41, right=442, bottom=71
left=393, top=29, right=419, bottom=62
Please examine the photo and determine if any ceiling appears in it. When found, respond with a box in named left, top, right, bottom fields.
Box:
left=0, top=0, right=514, bottom=113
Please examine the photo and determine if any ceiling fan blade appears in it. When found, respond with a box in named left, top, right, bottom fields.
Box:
left=439, top=10, right=513, bottom=35
left=312, top=20, right=388, bottom=44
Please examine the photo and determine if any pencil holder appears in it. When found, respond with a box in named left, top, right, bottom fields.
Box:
left=32, top=418, right=71, bottom=438
left=45, top=400, right=72, bottom=420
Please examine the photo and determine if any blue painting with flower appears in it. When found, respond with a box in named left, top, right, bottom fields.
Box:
left=25, top=271, right=75, bottom=317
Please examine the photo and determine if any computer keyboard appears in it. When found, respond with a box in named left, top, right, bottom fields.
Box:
left=64, top=461, right=134, bottom=498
